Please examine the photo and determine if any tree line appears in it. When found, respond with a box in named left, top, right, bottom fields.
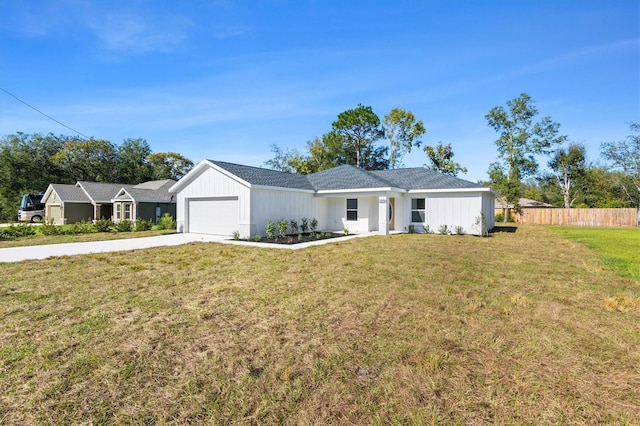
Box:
left=265, top=104, right=467, bottom=177
left=484, top=93, right=639, bottom=218
left=0, top=133, right=194, bottom=220
left=265, top=99, right=639, bottom=218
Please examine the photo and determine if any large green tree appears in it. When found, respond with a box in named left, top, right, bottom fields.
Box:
left=52, top=138, right=119, bottom=182
left=117, top=138, right=153, bottom=184
left=331, top=104, right=385, bottom=169
left=423, top=142, right=467, bottom=177
left=547, top=143, right=587, bottom=208
left=485, top=93, right=566, bottom=220
left=148, top=152, right=194, bottom=180
left=0, top=133, right=72, bottom=220
left=600, top=122, right=640, bottom=207
left=383, top=108, right=426, bottom=169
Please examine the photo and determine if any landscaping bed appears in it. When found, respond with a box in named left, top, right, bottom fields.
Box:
left=233, top=231, right=349, bottom=245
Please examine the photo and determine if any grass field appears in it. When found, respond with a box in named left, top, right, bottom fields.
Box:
left=1, top=225, right=639, bottom=424
left=547, top=226, right=640, bottom=281
left=0, top=229, right=173, bottom=248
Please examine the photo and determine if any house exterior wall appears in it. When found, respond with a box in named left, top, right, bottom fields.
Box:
left=402, top=192, right=490, bottom=235
left=46, top=204, right=62, bottom=225
left=136, top=203, right=177, bottom=224
left=63, top=203, right=94, bottom=224
left=175, top=166, right=250, bottom=233
left=322, top=195, right=379, bottom=233
left=250, top=189, right=316, bottom=238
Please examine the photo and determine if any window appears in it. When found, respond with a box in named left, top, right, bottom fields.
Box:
left=115, top=203, right=121, bottom=220
left=124, top=203, right=131, bottom=220
left=346, top=198, right=358, bottom=221
left=411, top=198, right=425, bottom=222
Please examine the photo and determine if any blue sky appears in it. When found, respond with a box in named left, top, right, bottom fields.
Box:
left=1, top=0, right=638, bottom=183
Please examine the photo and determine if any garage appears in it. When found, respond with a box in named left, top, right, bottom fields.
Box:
left=187, top=197, right=239, bottom=235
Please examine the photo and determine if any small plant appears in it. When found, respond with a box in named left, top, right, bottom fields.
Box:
left=232, top=230, right=240, bottom=240
left=454, top=226, right=465, bottom=235
left=473, top=212, right=490, bottom=237
left=297, top=233, right=302, bottom=241
left=41, top=219, right=60, bottom=236
left=94, top=218, right=113, bottom=233
left=422, top=225, right=431, bottom=234
left=343, top=228, right=349, bottom=236
left=115, top=219, right=133, bottom=232
left=254, top=235, right=262, bottom=242
left=157, top=213, right=176, bottom=230
left=315, top=233, right=322, bottom=240
left=309, top=231, right=315, bottom=238
left=265, top=221, right=275, bottom=239
left=310, top=217, right=318, bottom=233
left=438, top=224, right=449, bottom=235
left=135, top=218, right=152, bottom=232
left=290, top=220, right=298, bottom=234
left=300, top=217, right=309, bottom=233
left=408, top=224, right=415, bottom=234
left=288, top=236, right=294, bottom=244
left=277, top=218, right=288, bottom=237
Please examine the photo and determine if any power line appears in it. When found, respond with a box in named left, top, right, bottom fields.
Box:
left=0, top=87, right=90, bottom=139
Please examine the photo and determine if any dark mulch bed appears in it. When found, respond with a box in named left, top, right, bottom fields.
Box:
left=231, top=232, right=349, bottom=245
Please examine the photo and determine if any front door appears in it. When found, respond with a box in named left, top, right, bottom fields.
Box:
left=389, top=198, right=395, bottom=230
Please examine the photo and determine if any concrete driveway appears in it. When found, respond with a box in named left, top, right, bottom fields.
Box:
left=0, top=233, right=225, bottom=263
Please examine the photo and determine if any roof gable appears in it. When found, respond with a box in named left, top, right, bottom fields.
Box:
left=44, top=184, right=91, bottom=203
left=210, top=160, right=315, bottom=190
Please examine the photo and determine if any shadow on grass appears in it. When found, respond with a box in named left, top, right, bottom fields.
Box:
left=491, top=224, right=518, bottom=233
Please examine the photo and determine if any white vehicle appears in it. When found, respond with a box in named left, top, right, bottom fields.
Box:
left=18, top=193, right=45, bottom=222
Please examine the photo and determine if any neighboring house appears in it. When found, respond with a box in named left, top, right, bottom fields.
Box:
left=42, top=180, right=176, bottom=225
left=494, top=197, right=552, bottom=222
left=169, top=160, right=496, bottom=237
left=111, top=180, right=176, bottom=224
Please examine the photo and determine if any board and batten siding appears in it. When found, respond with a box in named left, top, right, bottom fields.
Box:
left=175, top=167, right=250, bottom=234
left=250, top=188, right=317, bottom=238
left=407, top=192, right=488, bottom=235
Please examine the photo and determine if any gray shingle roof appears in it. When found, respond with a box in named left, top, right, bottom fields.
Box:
left=206, top=160, right=488, bottom=193
left=77, top=181, right=131, bottom=203
left=307, top=164, right=395, bottom=190
left=210, top=160, right=315, bottom=190
left=50, top=184, right=91, bottom=203
left=372, top=168, right=485, bottom=190
left=116, top=180, right=176, bottom=202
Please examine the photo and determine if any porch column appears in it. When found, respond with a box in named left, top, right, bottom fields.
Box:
left=378, top=195, right=389, bottom=235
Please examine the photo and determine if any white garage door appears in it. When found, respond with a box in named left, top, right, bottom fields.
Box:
left=188, top=197, right=239, bottom=235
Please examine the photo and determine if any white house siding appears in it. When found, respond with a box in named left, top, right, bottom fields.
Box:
left=481, top=193, right=496, bottom=229
left=175, top=167, right=250, bottom=234
left=403, top=192, right=486, bottom=235
left=322, top=196, right=378, bottom=233
left=250, top=188, right=316, bottom=238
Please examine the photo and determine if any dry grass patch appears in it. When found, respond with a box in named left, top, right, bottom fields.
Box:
left=1, top=224, right=639, bottom=424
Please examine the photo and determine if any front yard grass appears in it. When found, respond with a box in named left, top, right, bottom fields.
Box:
left=547, top=226, right=640, bottom=281
left=0, top=229, right=174, bottom=248
left=1, top=224, right=639, bottom=424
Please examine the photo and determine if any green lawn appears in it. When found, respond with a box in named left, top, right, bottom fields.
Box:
left=1, top=225, right=639, bottom=424
left=547, top=226, right=640, bottom=281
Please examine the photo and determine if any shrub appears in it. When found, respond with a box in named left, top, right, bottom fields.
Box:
left=135, top=218, right=152, bottom=232
left=232, top=230, right=240, bottom=240
left=343, top=228, right=349, bottom=236
left=115, top=220, right=132, bottom=233
left=422, top=225, right=431, bottom=234
left=254, top=235, right=262, bottom=242
left=70, top=220, right=96, bottom=234
left=94, top=218, right=113, bottom=233
left=300, top=217, right=309, bottom=233
left=474, top=212, right=490, bottom=237
left=290, top=220, right=298, bottom=234
left=495, top=211, right=512, bottom=223
left=310, top=218, right=318, bottom=232
left=438, top=224, right=449, bottom=235
left=157, top=213, right=176, bottom=230
left=454, top=226, right=465, bottom=235
left=408, top=224, right=415, bottom=234
left=2, top=223, right=39, bottom=239
left=265, top=221, right=275, bottom=239
left=277, top=218, right=288, bottom=237
left=41, top=219, right=60, bottom=236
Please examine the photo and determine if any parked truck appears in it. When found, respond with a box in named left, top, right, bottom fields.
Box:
left=18, top=193, right=45, bottom=222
